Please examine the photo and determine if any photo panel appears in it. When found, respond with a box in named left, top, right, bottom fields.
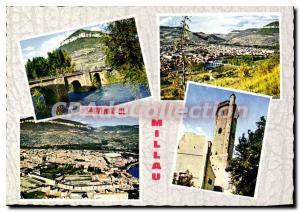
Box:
left=172, top=82, right=271, bottom=197
left=19, top=16, right=151, bottom=121
left=159, top=14, right=280, bottom=100
left=20, top=115, right=140, bottom=200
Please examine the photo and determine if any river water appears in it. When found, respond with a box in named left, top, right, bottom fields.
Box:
left=128, top=164, right=139, bottom=178
left=68, top=83, right=150, bottom=106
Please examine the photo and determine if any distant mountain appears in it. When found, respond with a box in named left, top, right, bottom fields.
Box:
left=225, top=21, right=279, bottom=47
left=60, top=29, right=103, bottom=47
left=259, top=21, right=279, bottom=35
left=160, top=21, right=279, bottom=48
left=59, top=29, right=106, bottom=70
left=20, top=118, right=139, bottom=151
left=193, top=32, right=226, bottom=44
left=160, top=26, right=225, bottom=44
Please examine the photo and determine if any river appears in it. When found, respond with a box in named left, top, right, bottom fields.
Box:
left=127, top=164, right=139, bottom=178
left=68, top=83, right=150, bottom=106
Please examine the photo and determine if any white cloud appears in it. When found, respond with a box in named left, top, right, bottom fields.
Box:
left=160, top=17, right=177, bottom=26
left=22, top=48, right=43, bottom=62
left=24, top=46, right=35, bottom=51
left=183, top=124, right=208, bottom=138
left=89, top=26, right=101, bottom=31
left=39, top=31, right=73, bottom=57
left=25, top=50, right=40, bottom=59
left=161, top=14, right=279, bottom=34
left=22, top=31, right=74, bottom=61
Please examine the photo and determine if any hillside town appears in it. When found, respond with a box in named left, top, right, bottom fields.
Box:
left=60, top=30, right=103, bottom=46
left=160, top=43, right=275, bottom=72
left=20, top=149, right=139, bottom=199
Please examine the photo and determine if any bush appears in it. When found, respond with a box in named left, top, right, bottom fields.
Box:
left=26, top=49, right=75, bottom=80
left=171, top=88, right=179, bottom=97
left=202, top=75, right=210, bottom=81
left=214, top=73, right=224, bottom=79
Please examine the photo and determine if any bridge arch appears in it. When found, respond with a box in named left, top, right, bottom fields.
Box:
left=70, top=80, right=82, bottom=93
left=92, top=73, right=102, bottom=87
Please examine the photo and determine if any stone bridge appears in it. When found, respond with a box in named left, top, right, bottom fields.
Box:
left=29, top=69, right=110, bottom=105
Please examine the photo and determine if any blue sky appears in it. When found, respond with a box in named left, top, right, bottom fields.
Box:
left=181, top=83, right=270, bottom=147
left=20, top=23, right=107, bottom=62
left=64, top=114, right=139, bottom=128
left=160, top=14, right=279, bottom=34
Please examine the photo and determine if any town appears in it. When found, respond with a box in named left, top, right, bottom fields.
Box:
left=160, top=42, right=275, bottom=72
left=20, top=148, right=139, bottom=199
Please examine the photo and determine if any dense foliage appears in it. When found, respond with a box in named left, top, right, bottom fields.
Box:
left=161, top=54, right=280, bottom=99
left=25, top=49, right=75, bottom=80
left=103, top=18, right=147, bottom=85
left=226, top=116, right=266, bottom=197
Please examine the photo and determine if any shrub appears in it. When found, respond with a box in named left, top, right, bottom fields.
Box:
left=202, top=75, right=210, bottom=81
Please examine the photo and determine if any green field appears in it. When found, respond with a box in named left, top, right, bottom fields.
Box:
left=161, top=54, right=280, bottom=100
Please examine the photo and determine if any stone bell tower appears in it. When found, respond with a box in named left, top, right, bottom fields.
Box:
left=210, top=94, right=238, bottom=192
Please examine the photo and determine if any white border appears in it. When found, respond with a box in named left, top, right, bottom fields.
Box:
left=17, top=114, right=142, bottom=205
left=169, top=80, right=272, bottom=200
left=5, top=5, right=294, bottom=207
left=157, top=12, right=282, bottom=101
left=17, top=14, right=153, bottom=123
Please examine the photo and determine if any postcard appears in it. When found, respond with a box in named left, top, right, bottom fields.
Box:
left=6, top=6, right=294, bottom=206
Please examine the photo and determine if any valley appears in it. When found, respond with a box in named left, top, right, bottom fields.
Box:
left=20, top=117, right=140, bottom=200
left=160, top=21, right=280, bottom=100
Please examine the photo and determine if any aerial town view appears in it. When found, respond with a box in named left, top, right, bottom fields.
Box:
left=20, top=17, right=150, bottom=120
left=173, top=83, right=270, bottom=197
left=20, top=115, right=139, bottom=200
left=160, top=14, right=280, bottom=100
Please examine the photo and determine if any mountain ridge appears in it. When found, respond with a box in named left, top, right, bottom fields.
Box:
left=160, top=21, right=279, bottom=47
left=20, top=119, right=139, bottom=150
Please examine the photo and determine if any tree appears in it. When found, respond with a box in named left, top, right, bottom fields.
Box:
left=179, top=16, right=191, bottom=91
left=103, top=18, right=147, bottom=85
left=47, top=49, right=73, bottom=75
left=226, top=116, right=266, bottom=197
left=25, top=57, right=49, bottom=80
left=25, top=49, right=74, bottom=81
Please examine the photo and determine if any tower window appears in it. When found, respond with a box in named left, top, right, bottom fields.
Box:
left=208, top=179, right=213, bottom=185
left=220, top=108, right=228, bottom=116
left=218, top=128, right=222, bottom=134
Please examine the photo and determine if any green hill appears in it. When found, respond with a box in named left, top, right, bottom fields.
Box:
left=64, top=29, right=103, bottom=40
left=20, top=119, right=139, bottom=152
left=160, top=26, right=225, bottom=44
left=259, top=21, right=279, bottom=35
left=59, top=37, right=106, bottom=70
left=59, top=37, right=103, bottom=54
